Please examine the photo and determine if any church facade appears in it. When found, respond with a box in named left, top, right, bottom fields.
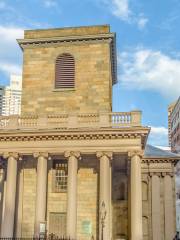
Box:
left=0, top=25, right=179, bottom=240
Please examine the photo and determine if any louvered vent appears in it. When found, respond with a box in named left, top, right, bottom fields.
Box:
left=55, top=53, right=75, bottom=89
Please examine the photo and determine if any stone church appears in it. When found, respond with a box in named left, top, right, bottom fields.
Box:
left=0, top=25, right=179, bottom=240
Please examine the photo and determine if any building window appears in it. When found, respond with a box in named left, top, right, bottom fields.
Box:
left=53, top=160, right=68, bottom=192
left=55, top=53, right=75, bottom=89
left=49, top=212, right=66, bottom=236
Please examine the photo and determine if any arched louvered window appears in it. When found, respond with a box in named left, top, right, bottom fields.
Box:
left=55, top=53, right=75, bottom=89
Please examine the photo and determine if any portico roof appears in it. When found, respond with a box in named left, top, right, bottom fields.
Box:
left=144, top=144, right=180, bottom=159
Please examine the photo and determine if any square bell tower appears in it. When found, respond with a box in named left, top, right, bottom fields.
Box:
left=18, top=25, right=117, bottom=114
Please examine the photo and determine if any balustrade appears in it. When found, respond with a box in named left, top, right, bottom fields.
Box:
left=0, top=111, right=141, bottom=130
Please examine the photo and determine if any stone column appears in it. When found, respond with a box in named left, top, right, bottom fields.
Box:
left=34, top=152, right=48, bottom=237
left=164, top=174, right=175, bottom=240
left=15, top=164, right=24, bottom=237
left=65, top=151, right=81, bottom=239
left=127, top=160, right=131, bottom=238
left=129, top=151, right=143, bottom=240
left=1, top=153, right=19, bottom=237
left=0, top=162, right=5, bottom=237
left=97, top=151, right=112, bottom=240
left=151, top=173, right=161, bottom=240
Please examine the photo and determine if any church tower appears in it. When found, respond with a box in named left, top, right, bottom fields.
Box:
left=0, top=25, right=177, bottom=240
left=18, top=25, right=117, bottom=114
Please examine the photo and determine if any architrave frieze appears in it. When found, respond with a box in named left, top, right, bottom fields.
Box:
left=0, top=128, right=149, bottom=156
left=0, top=127, right=149, bottom=145
left=141, top=159, right=178, bottom=176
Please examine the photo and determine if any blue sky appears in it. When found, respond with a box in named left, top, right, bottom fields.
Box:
left=0, top=0, right=180, bottom=146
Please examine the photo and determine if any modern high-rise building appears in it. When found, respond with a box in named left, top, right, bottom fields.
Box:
left=168, top=101, right=177, bottom=147
left=0, top=86, right=5, bottom=115
left=0, top=25, right=179, bottom=240
left=168, top=98, right=180, bottom=235
left=168, top=97, right=180, bottom=153
left=0, top=75, right=22, bottom=116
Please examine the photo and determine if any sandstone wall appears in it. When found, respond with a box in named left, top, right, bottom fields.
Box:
left=77, top=167, right=98, bottom=240
left=21, top=41, right=112, bottom=114
left=21, top=159, right=36, bottom=237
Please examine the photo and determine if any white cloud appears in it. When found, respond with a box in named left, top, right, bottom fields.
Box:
left=0, top=62, right=22, bottom=77
left=111, top=0, right=131, bottom=21
left=137, top=17, right=148, bottom=30
left=102, top=0, right=148, bottom=29
left=148, top=126, right=169, bottom=147
left=43, top=0, right=57, bottom=8
left=0, top=25, right=23, bottom=79
left=0, top=26, right=23, bottom=41
left=0, top=1, right=6, bottom=9
left=119, top=47, right=180, bottom=99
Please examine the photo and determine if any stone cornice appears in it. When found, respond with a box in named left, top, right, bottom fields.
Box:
left=17, top=33, right=115, bottom=49
left=0, top=127, right=149, bottom=142
left=142, top=158, right=179, bottom=164
left=0, top=131, right=148, bottom=151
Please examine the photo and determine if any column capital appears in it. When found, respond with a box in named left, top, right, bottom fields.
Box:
left=3, top=152, right=21, bottom=160
left=64, top=151, right=81, bottom=160
left=96, top=151, right=113, bottom=160
left=128, top=150, right=144, bottom=159
left=162, top=172, right=174, bottom=178
left=33, top=152, right=50, bottom=159
left=149, top=172, right=161, bottom=177
left=149, top=172, right=174, bottom=178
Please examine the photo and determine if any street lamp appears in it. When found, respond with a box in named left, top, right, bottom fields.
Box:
left=100, top=201, right=107, bottom=240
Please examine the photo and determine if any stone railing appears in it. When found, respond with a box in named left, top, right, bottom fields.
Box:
left=0, top=111, right=141, bottom=130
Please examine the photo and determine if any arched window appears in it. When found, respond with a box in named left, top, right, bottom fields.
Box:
left=55, top=53, right=75, bottom=89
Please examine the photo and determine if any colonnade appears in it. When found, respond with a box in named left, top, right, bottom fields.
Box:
left=151, top=172, right=175, bottom=240
left=0, top=151, right=143, bottom=240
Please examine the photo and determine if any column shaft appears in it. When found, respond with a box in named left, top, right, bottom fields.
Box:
left=152, top=174, right=161, bottom=240
left=128, top=163, right=131, bottom=238
left=1, top=156, right=17, bottom=237
left=66, top=154, right=78, bottom=238
left=164, top=175, right=175, bottom=240
left=34, top=155, right=47, bottom=236
left=15, top=168, right=24, bottom=237
left=99, top=154, right=111, bottom=240
left=130, top=154, right=143, bottom=240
